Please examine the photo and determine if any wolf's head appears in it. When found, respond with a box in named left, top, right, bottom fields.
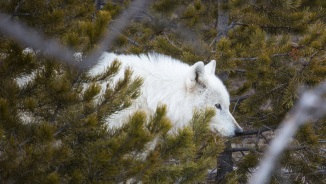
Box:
left=185, top=60, right=243, bottom=137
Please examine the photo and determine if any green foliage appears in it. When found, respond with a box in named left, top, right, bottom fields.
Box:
left=0, top=2, right=225, bottom=183
left=111, top=0, right=326, bottom=183
left=2, top=0, right=326, bottom=183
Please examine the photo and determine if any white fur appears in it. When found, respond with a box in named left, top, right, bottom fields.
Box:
left=90, top=52, right=242, bottom=137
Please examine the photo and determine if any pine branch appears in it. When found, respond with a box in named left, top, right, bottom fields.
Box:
left=250, top=4, right=286, bottom=21
left=233, top=53, right=289, bottom=61
left=227, top=22, right=247, bottom=30
left=227, top=146, right=306, bottom=153
left=3, top=0, right=26, bottom=22
left=12, top=130, right=26, bottom=155
left=226, top=21, right=300, bottom=32
left=18, top=107, right=48, bottom=119
left=173, top=165, right=211, bottom=184
left=8, top=154, right=44, bottom=184
left=109, top=26, right=140, bottom=46
left=163, top=31, right=177, bottom=47
left=54, top=84, right=123, bottom=136
left=85, top=0, right=152, bottom=69
left=0, top=0, right=151, bottom=70
left=159, top=138, right=182, bottom=158
left=297, top=152, right=317, bottom=177
left=300, top=51, right=319, bottom=73
left=49, top=103, right=61, bottom=124
left=230, top=83, right=287, bottom=103
left=307, top=148, right=326, bottom=159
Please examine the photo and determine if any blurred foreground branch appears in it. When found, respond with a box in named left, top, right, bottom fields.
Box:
left=0, top=0, right=151, bottom=70
left=249, top=81, right=326, bottom=184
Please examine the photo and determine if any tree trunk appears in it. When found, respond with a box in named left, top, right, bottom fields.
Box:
left=95, top=0, right=102, bottom=11
left=216, top=0, right=229, bottom=41
left=215, top=1, right=233, bottom=181
left=216, top=141, right=233, bottom=183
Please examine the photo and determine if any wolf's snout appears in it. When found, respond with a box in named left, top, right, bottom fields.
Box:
left=230, top=113, right=243, bottom=136
left=234, top=127, right=243, bottom=136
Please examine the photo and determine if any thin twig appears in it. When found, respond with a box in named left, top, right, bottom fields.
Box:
left=109, top=26, right=140, bottom=46
left=0, top=13, right=77, bottom=66
left=256, top=129, right=261, bottom=143
left=3, top=0, right=26, bottom=22
left=236, top=125, right=277, bottom=137
left=49, top=103, right=61, bottom=124
left=130, top=7, right=154, bottom=20
left=232, top=97, right=240, bottom=113
left=300, top=51, right=318, bottom=73
left=260, top=133, right=270, bottom=145
left=297, top=152, right=317, bottom=177
left=227, top=22, right=247, bottom=30
left=230, top=94, right=251, bottom=102
left=13, top=131, right=26, bottom=154
left=163, top=31, right=177, bottom=47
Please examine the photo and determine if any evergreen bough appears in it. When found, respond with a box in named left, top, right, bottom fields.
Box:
left=1, top=0, right=326, bottom=183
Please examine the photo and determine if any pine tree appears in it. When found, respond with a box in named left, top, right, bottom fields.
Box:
left=0, top=0, right=225, bottom=183
left=1, top=0, right=326, bottom=183
left=100, top=0, right=326, bottom=183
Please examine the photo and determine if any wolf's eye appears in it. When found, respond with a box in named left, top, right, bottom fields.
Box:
left=215, top=104, right=222, bottom=110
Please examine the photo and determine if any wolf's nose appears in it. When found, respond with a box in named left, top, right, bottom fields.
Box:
left=235, top=127, right=243, bottom=136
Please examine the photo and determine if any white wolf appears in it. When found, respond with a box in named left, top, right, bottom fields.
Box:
left=90, top=52, right=243, bottom=137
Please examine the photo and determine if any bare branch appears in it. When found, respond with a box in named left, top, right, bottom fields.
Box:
left=230, top=94, right=251, bottom=103
left=227, top=146, right=306, bottom=153
left=228, top=22, right=247, bottom=30
left=0, top=13, right=77, bottom=66
left=130, top=7, right=154, bottom=20
left=236, top=125, right=277, bottom=136
left=83, top=0, right=151, bottom=69
left=0, top=0, right=151, bottom=70
left=297, top=152, right=317, bottom=176
left=249, top=81, right=326, bottom=184
left=233, top=69, right=246, bottom=73
left=256, top=129, right=261, bottom=143
left=3, top=0, right=26, bottom=22
left=232, top=97, right=240, bottom=113
left=260, top=133, right=270, bottom=145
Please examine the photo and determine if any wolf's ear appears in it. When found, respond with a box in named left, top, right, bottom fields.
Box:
left=186, top=61, right=206, bottom=88
left=205, top=60, right=216, bottom=75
